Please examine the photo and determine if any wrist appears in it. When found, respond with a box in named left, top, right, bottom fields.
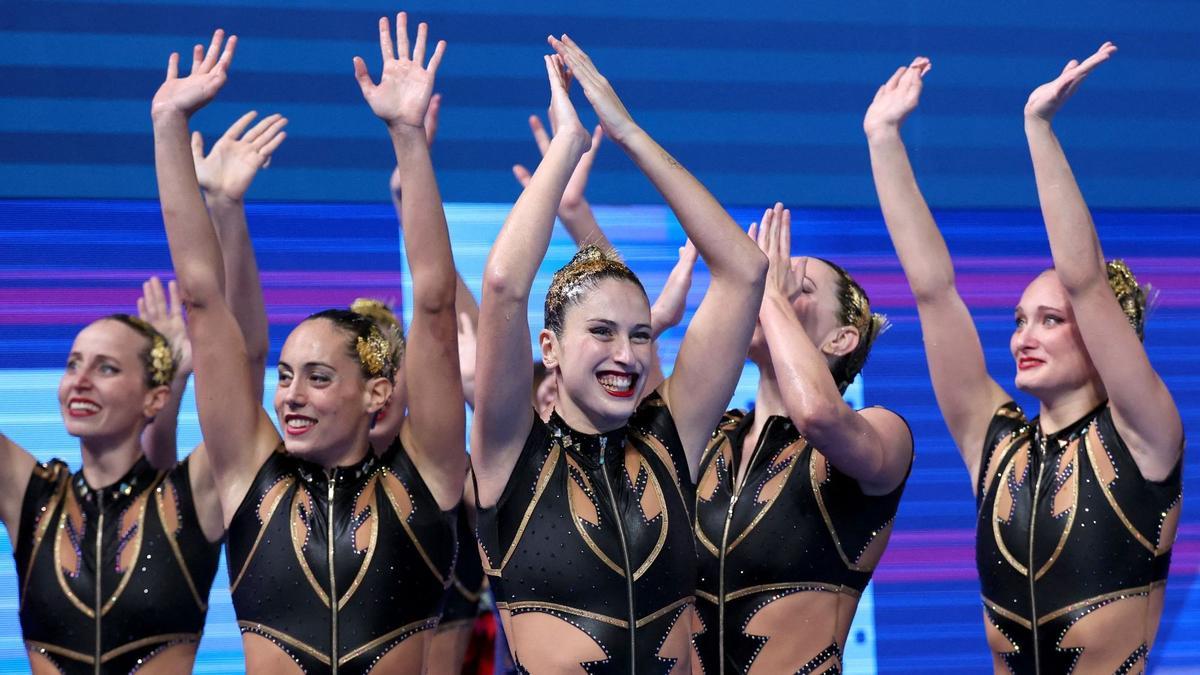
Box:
left=1023, top=114, right=1053, bottom=131
left=150, top=105, right=190, bottom=126
left=387, top=120, right=426, bottom=140
left=205, top=192, right=245, bottom=211
left=864, top=124, right=902, bottom=144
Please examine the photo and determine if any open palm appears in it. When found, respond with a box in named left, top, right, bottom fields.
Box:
left=354, top=13, right=445, bottom=129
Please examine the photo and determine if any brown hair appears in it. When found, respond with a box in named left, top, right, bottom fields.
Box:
left=544, top=245, right=647, bottom=336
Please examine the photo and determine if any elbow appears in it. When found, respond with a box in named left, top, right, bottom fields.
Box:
left=909, top=272, right=957, bottom=306
left=172, top=266, right=222, bottom=310
left=1057, top=267, right=1107, bottom=296
left=480, top=265, right=529, bottom=305
left=716, top=245, right=768, bottom=290
left=790, top=396, right=843, bottom=439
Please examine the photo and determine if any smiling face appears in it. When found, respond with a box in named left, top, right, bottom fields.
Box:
left=1011, top=270, right=1100, bottom=399
left=540, top=277, right=653, bottom=433
left=58, top=319, right=165, bottom=443
left=274, top=318, right=391, bottom=466
left=749, top=257, right=858, bottom=368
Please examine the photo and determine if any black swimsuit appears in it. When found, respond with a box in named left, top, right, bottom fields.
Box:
left=476, top=392, right=699, bottom=673
left=693, top=410, right=909, bottom=673
left=437, top=506, right=485, bottom=632
left=226, top=438, right=457, bottom=674
left=14, top=456, right=221, bottom=674
left=976, top=401, right=1181, bottom=673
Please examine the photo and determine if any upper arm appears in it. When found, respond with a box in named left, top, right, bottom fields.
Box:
left=184, top=443, right=227, bottom=543
left=186, top=299, right=280, bottom=522
left=1070, top=280, right=1182, bottom=481
left=0, top=432, right=36, bottom=537
left=469, top=283, right=536, bottom=508
left=913, top=291, right=1010, bottom=479
left=400, top=303, right=467, bottom=511
left=660, top=280, right=760, bottom=481
left=845, top=407, right=913, bottom=496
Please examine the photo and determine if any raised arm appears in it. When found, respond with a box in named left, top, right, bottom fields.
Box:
left=137, top=276, right=193, bottom=469
left=640, top=240, right=699, bottom=396
left=756, top=205, right=911, bottom=494
left=151, top=30, right=281, bottom=522
left=354, top=13, right=465, bottom=509
left=471, top=54, right=592, bottom=506
left=513, top=116, right=611, bottom=250
left=0, top=434, right=36, bottom=542
left=1024, top=43, right=1182, bottom=481
left=191, top=111, right=287, bottom=399
left=550, top=35, right=766, bottom=479
left=863, top=57, right=1007, bottom=481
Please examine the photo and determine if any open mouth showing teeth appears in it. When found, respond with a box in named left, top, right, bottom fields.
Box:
left=68, top=400, right=100, bottom=415
left=285, top=416, right=317, bottom=435
left=598, top=372, right=637, bottom=398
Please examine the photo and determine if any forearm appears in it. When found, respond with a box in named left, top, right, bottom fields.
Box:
left=759, top=291, right=846, bottom=431
left=866, top=129, right=957, bottom=301
left=153, top=112, right=227, bottom=306
left=391, top=127, right=458, bottom=314
left=142, top=374, right=188, bottom=470
left=619, top=130, right=762, bottom=283
left=486, top=134, right=589, bottom=297
left=650, top=263, right=694, bottom=339
left=207, top=195, right=269, bottom=381
left=558, top=200, right=612, bottom=251
left=1025, top=118, right=1106, bottom=289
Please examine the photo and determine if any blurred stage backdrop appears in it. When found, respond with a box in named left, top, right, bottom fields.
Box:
left=1, top=1, right=1198, bottom=672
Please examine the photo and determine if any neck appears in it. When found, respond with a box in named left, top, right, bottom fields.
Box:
left=753, top=364, right=787, bottom=420
left=553, top=389, right=622, bottom=436
left=1036, top=380, right=1107, bottom=434
left=79, top=426, right=145, bottom=488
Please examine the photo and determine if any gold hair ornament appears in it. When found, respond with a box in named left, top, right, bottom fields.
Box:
left=545, top=246, right=639, bottom=332
left=124, top=315, right=175, bottom=386
left=350, top=297, right=405, bottom=371
left=356, top=325, right=393, bottom=379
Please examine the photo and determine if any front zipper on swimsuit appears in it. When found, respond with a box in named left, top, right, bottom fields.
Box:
left=1028, top=434, right=1043, bottom=674
left=327, top=471, right=339, bottom=674
left=94, top=489, right=104, bottom=675
left=717, top=424, right=770, bottom=675
left=598, top=438, right=637, bottom=674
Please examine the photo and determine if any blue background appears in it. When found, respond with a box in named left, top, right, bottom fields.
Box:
left=2, top=1, right=1199, bottom=672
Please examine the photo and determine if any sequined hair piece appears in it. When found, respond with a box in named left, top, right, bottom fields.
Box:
left=349, top=297, right=405, bottom=369
left=104, top=314, right=176, bottom=387
left=544, top=245, right=646, bottom=335
left=816, top=259, right=888, bottom=393
left=1105, top=259, right=1148, bottom=341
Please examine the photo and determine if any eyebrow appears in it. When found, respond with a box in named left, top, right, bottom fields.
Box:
left=277, top=361, right=337, bottom=370
left=587, top=318, right=653, bottom=331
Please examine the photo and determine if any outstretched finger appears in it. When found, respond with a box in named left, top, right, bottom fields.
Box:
left=167, top=280, right=184, bottom=319
left=243, top=113, right=281, bottom=143
left=885, top=65, right=906, bottom=90
left=779, top=208, right=792, bottom=261
left=747, top=221, right=758, bottom=241
left=424, top=93, right=441, bottom=145
left=1074, top=42, right=1116, bottom=77
left=216, top=34, right=237, bottom=72
left=544, top=54, right=566, bottom=91
left=137, top=296, right=148, bottom=320
left=252, top=116, right=288, bottom=147
left=147, top=276, right=167, bottom=317
left=426, top=39, right=446, bottom=75
left=166, top=52, right=180, bottom=80
left=190, top=131, right=205, bottom=161
left=413, top=21, right=429, bottom=65
left=258, top=129, right=287, bottom=159
left=378, top=16, right=395, bottom=62
left=529, top=115, right=551, bottom=155
left=352, top=56, right=375, bottom=94
left=201, top=30, right=225, bottom=72
left=512, top=164, right=532, bottom=188
left=225, top=110, right=260, bottom=141
left=190, top=44, right=205, bottom=75
left=395, top=13, right=411, bottom=61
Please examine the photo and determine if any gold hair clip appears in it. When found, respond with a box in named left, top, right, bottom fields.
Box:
left=356, top=326, right=392, bottom=379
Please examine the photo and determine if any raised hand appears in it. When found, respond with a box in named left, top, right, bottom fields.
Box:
left=151, top=29, right=237, bottom=119
left=754, top=203, right=803, bottom=307
left=547, top=35, right=639, bottom=143
left=650, top=239, right=698, bottom=338
left=137, top=276, right=193, bottom=379
left=544, top=53, right=590, bottom=149
left=354, top=12, right=445, bottom=130
left=192, top=112, right=287, bottom=202
left=863, top=57, right=931, bottom=139
left=1025, top=42, right=1116, bottom=122
left=512, top=116, right=604, bottom=211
